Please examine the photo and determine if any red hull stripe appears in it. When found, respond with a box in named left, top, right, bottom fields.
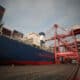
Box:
left=1, top=61, right=54, bottom=65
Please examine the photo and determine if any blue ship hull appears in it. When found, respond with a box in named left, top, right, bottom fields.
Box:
left=0, top=35, right=54, bottom=65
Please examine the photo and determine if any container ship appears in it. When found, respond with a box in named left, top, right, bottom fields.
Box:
left=0, top=26, right=54, bottom=65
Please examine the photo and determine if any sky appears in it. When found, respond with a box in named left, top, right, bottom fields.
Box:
left=0, top=0, right=80, bottom=35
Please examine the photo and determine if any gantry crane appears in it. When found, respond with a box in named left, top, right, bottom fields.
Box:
left=46, top=24, right=80, bottom=64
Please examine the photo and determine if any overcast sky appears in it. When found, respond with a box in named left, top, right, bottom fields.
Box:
left=0, top=0, right=80, bottom=34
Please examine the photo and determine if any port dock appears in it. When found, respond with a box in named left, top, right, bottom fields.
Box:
left=0, top=64, right=80, bottom=80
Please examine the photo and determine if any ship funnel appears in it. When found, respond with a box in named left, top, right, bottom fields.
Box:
left=39, top=32, right=45, bottom=36
left=39, top=32, right=45, bottom=47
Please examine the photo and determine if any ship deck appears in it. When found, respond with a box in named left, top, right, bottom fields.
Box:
left=0, top=64, right=80, bottom=80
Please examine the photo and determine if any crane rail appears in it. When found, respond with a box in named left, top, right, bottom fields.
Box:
left=65, top=64, right=79, bottom=80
